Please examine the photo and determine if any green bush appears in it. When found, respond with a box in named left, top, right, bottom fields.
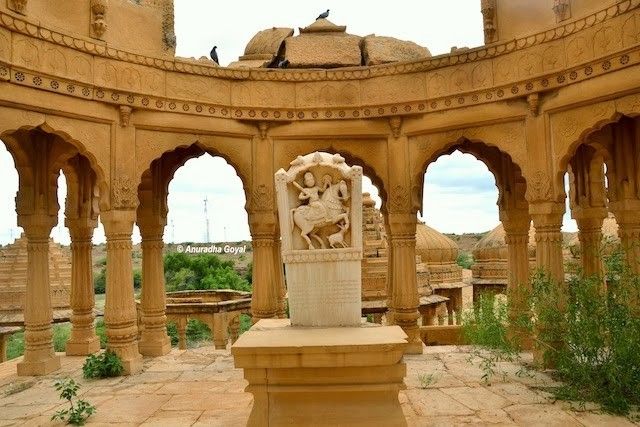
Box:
left=164, top=252, right=251, bottom=292
left=166, top=319, right=212, bottom=347
left=456, top=252, right=474, bottom=269
left=93, top=269, right=106, bottom=294
left=240, top=314, right=252, bottom=334
left=95, top=319, right=107, bottom=349
left=93, top=268, right=142, bottom=294
left=82, top=350, right=124, bottom=379
left=463, top=246, right=640, bottom=415
left=245, top=262, right=253, bottom=284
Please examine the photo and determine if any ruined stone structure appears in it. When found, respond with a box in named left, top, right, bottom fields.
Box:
left=0, top=234, right=72, bottom=325
left=1, top=0, right=639, bottom=375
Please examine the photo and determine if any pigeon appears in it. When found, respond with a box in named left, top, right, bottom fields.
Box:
left=210, top=46, right=218, bottom=64
left=277, top=59, right=290, bottom=69
left=317, top=9, right=329, bottom=20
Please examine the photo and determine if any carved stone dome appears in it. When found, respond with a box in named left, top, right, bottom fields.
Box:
left=472, top=222, right=536, bottom=262
left=415, top=223, right=459, bottom=265
left=229, top=19, right=431, bottom=69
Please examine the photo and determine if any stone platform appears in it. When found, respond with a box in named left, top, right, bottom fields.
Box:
left=232, top=319, right=408, bottom=426
left=0, top=345, right=636, bottom=426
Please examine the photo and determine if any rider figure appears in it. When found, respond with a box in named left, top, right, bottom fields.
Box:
left=298, top=172, right=328, bottom=222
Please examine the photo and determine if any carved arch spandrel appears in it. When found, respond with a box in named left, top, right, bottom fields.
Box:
left=408, top=122, right=528, bottom=215
left=274, top=138, right=389, bottom=208
left=0, top=106, right=110, bottom=211
left=552, top=92, right=640, bottom=199
left=134, top=129, right=252, bottom=212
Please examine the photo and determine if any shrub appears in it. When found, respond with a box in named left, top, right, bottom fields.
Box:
left=51, top=378, right=96, bottom=426
left=166, top=319, right=212, bottom=348
left=94, top=267, right=143, bottom=294
left=240, top=314, right=252, bottom=334
left=82, top=350, right=123, bottom=379
left=456, top=252, right=474, bottom=269
left=463, top=246, right=640, bottom=415
left=164, top=252, right=251, bottom=292
left=93, top=269, right=106, bottom=294
left=95, top=319, right=107, bottom=349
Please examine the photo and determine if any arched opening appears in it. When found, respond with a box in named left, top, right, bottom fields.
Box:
left=136, top=146, right=252, bottom=354
left=560, top=115, right=640, bottom=277
left=0, top=128, right=106, bottom=368
left=418, top=140, right=529, bottom=328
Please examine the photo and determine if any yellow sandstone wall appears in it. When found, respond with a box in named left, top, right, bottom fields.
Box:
left=0, top=0, right=175, bottom=57
left=495, top=0, right=617, bottom=42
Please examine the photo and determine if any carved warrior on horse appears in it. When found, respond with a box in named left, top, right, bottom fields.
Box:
left=290, top=172, right=350, bottom=249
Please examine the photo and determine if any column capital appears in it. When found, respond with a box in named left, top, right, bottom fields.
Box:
left=101, top=209, right=136, bottom=238
left=17, top=213, right=57, bottom=239
left=609, top=199, right=640, bottom=224
left=248, top=210, right=278, bottom=238
left=571, top=206, right=608, bottom=223
left=66, top=218, right=98, bottom=241
left=137, top=214, right=167, bottom=241
left=386, top=212, right=417, bottom=237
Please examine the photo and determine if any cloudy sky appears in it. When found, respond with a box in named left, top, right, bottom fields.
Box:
left=0, top=1, right=577, bottom=245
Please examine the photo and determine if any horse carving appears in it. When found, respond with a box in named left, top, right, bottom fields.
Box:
left=290, top=173, right=350, bottom=249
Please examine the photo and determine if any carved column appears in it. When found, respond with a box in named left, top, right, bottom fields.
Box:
left=501, top=213, right=531, bottom=294
left=101, top=209, right=142, bottom=374
left=250, top=222, right=279, bottom=321
left=606, top=117, right=640, bottom=275
left=387, top=212, right=422, bottom=354
left=611, top=206, right=640, bottom=275
left=249, top=124, right=279, bottom=322
left=574, top=212, right=607, bottom=277
left=274, top=236, right=287, bottom=318
left=480, top=0, right=497, bottom=44
left=137, top=215, right=171, bottom=356
left=386, top=117, right=422, bottom=353
left=65, top=219, right=100, bottom=356
left=16, top=214, right=61, bottom=376
left=530, top=206, right=565, bottom=284
left=568, top=144, right=608, bottom=278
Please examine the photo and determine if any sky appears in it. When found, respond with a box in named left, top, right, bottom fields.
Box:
left=0, top=1, right=578, bottom=245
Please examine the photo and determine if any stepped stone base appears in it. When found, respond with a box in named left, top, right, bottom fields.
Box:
left=232, top=319, right=408, bottom=427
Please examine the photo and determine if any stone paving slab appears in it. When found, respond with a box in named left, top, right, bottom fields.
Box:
left=0, top=346, right=637, bottom=426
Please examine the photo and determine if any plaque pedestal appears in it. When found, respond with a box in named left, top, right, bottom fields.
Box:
left=232, top=319, right=408, bottom=427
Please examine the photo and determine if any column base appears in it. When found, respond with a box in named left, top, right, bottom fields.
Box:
left=138, top=335, right=172, bottom=357
left=404, top=339, right=424, bottom=354
left=17, top=354, right=61, bottom=376
left=232, top=319, right=408, bottom=427
left=65, top=337, right=101, bottom=356
left=110, top=344, right=143, bottom=375
left=121, top=353, right=144, bottom=375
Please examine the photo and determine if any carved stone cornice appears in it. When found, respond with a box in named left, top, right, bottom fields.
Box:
left=2, top=37, right=639, bottom=123
left=1, top=1, right=635, bottom=82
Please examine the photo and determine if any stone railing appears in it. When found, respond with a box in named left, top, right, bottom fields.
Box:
left=136, top=289, right=251, bottom=350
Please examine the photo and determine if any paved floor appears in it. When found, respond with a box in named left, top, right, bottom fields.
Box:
left=0, top=345, right=636, bottom=426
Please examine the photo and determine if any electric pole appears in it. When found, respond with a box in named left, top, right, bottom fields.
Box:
left=203, top=196, right=210, bottom=243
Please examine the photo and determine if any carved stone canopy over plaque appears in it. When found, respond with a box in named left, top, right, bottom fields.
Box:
left=275, top=152, right=363, bottom=327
